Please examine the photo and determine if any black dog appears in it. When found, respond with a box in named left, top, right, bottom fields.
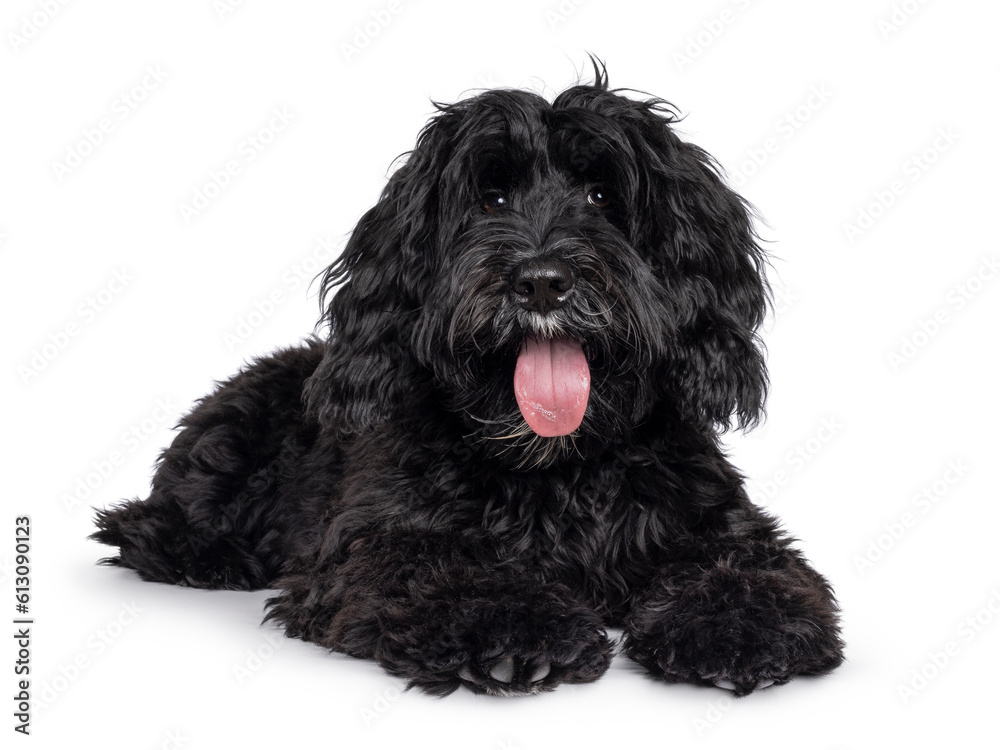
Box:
left=93, top=64, right=844, bottom=696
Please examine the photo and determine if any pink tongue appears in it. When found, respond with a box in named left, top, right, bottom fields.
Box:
left=514, top=336, right=590, bottom=437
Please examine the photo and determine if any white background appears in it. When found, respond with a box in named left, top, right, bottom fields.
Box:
left=3, top=0, right=999, bottom=747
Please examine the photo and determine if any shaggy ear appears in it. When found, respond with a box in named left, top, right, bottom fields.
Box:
left=643, top=120, right=770, bottom=430
left=304, top=110, right=459, bottom=434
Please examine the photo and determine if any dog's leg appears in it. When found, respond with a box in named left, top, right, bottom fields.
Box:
left=622, top=451, right=844, bottom=695
left=91, top=341, right=325, bottom=590
left=265, top=531, right=614, bottom=696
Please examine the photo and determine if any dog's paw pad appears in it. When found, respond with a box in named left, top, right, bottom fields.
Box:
left=529, top=662, right=551, bottom=682
left=456, top=656, right=552, bottom=694
left=714, top=677, right=776, bottom=694
left=489, top=656, right=515, bottom=683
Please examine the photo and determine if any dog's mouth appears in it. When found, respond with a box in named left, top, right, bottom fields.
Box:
left=513, top=335, right=590, bottom=437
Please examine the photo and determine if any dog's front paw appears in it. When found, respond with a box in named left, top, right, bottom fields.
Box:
left=624, top=561, right=844, bottom=696
left=376, top=582, right=613, bottom=696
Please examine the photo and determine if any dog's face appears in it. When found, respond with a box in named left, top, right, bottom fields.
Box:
left=307, top=69, right=769, bottom=467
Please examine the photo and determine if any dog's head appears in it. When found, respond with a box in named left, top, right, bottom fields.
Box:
left=306, top=63, right=769, bottom=466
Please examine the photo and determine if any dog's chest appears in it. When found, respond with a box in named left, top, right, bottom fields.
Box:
left=478, top=462, right=639, bottom=592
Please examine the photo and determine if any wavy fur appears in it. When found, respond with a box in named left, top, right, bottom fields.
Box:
left=92, top=61, right=842, bottom=697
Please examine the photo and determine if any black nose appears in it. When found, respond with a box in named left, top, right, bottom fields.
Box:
left=512, top=259, right=575, bottom=314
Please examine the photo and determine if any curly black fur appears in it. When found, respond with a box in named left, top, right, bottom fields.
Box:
left=92, top=61, right=843, bottom=697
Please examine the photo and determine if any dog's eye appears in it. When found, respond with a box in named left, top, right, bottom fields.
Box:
left=483, top=191, right=508, bottom=214
left=587, top=186, right=612, bottom=209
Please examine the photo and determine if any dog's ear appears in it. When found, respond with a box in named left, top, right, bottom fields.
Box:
left=637, top=114, right=770, bottom=430
left=304, top=110, right=459, bottom=434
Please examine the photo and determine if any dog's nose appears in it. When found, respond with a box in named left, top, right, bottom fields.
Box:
left=512, top=259, right=575, bottom=314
